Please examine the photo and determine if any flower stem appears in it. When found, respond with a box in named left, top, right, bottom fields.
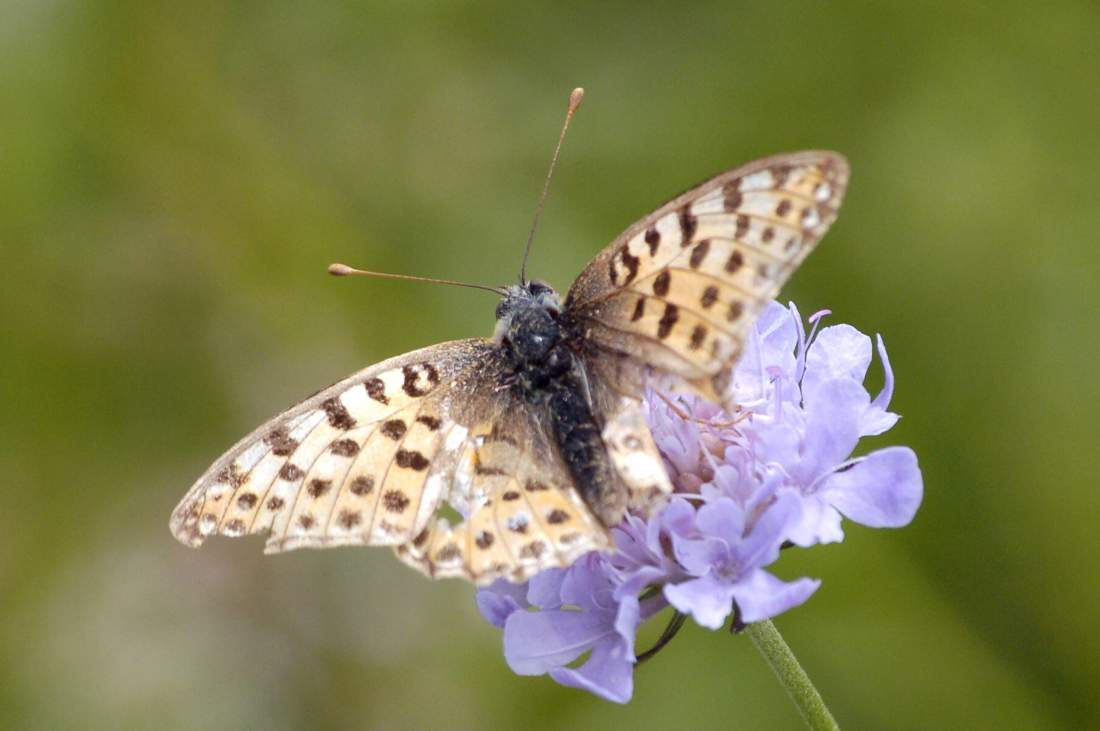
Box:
left=745, top=620, right=840, bottom=731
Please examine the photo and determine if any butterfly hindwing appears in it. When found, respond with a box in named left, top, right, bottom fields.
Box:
left=395, top=412, right=609, bottom=584
left=566, top=151, right=848, bottom=388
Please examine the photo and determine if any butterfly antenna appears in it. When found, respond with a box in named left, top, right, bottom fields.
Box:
left=519, top=86, right=585, bottom=284
left=328, top=263, right=507, bottom=296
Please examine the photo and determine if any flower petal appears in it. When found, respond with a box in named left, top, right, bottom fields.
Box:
left=664, top=574, right=737, bottom=629
left=658, top=497, right=698, bottom=537
left=503, top=608, right=615, bottom=675
left=784, top=493, right=846, bottom=546
left=821, top=446, right=923, bottom=528
left=803, top=324, right=873, bottom=392
left=731, top=570, right=821, bottom=623
left=695, top=497, right=746, bottom=546
left=560, top=555, right=615, bottom=611
left=613, top=565, right=668, bottom=599
left=613, top=594, right=641, bottom=658
left=527, top=568, right=567, bottom=610
left=732, top=302, right=798, bottom=403
left=476, top=579, right=528, bottom=628
left=862, top=333, right=899, bottom=435
left=549, top=636, right=635, bottom=704
left=671, top=534, right=729, bottom=577
left=797, top=378, right=869, bottom=484
left=735, top=491, right=802, bottom=569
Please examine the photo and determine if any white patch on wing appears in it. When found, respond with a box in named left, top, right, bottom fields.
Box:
left=740, top=170, right=775, bottom=191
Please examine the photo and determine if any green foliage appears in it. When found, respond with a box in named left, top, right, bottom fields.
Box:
left=3, top=2, right=1098, bottom=728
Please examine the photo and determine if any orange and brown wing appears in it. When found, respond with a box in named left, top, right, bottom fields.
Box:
left=169, top=339, right=610, bottom=585
left=567, top=151, right=849, bottom=396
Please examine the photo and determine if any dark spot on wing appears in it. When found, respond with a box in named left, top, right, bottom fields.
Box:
left=383, top=490, right=410, bottom=513
left=735, top=214, right=750, bottom=238
left=701, top=285, right=719, bottom=309
left=236, top=493, right=257, bottom=510
left=338, top=510, right=362, bottom=530
left=547, top=509, right=570, bottom=525
left=689, top=325, right=707, bottom=350
left=727, top=301, right=744, bottom=322
left=402, top=363, right=440, bottom=398
left=631, top=297, right=646, bottom=322
left=395, top=449, right=430, bottom=471
left=265, top=428, right=299, bottom=457
left=519, top=541, right=547, bottom=559
left=525, top=480, right=549, bottom=492
left=350, top=475, right=375, bottom=496
left=776, top=199, right=792, bottom=217
left=653, top=270, right=671, bottom=297
left=725, top=250, right=744, bottom=273
left=644, top=227, right=660, bottom=255
left=381, top=419, right=407, bottom=440
left=322, top=397, right=356, bottom=430
left=475, top=531, right=495, bottom=549
left=689, top=239, right=710, bottom=269
left=330, top=438, right=360, bottom=457
left=266, top=496, right=284, bottom=511
left=416, top=415, right=442, bottom=431
left=279, top=463, right=304, bottom=481
left=218, top=464, right=247, bottom=488
left=657, top=304, right=679, bottom=339
left=297, top=514, right=315, bottom=530
left=308, top=479, right=332, bottom=498
left=363, top=377, right=389, bottom=404
left=723, top=183, right=743, bottom=212
left=502, top=490, right=521, bottom=501
left=618, top=245, right=640, bottom=286
left=678, top=206, right=697, bottom=244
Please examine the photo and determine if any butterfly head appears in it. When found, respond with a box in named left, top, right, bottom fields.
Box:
left=494, top=280, right=563, bottom=363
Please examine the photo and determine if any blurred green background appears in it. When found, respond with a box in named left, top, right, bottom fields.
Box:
left=3, top=1, right=1098, bottom=729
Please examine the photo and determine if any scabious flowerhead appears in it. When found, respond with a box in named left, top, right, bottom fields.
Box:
left=477, top=301, right=923, bottom=703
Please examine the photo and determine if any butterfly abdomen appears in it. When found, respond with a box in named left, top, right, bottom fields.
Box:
left=498, top=284, right=626, bottom=528
left=544, top=372, right=625, bottom=527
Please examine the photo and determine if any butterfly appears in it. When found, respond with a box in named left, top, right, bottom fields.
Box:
left=169, top=116, right=848, bottom=586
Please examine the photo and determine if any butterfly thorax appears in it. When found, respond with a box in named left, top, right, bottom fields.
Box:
left=493, top=281, right=625, bottom=526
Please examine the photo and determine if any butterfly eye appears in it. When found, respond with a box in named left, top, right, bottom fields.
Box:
left=528, top=281, right=552, bottom=296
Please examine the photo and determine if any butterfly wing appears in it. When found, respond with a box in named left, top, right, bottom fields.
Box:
left=170, top=338, right=609, bottom=584
left=566, top=151, right=848, bottom=397
left=394, top=394, right=609, bottom=584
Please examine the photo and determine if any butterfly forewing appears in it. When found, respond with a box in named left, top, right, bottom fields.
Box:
left=170, top=338, right=611, bottom=585
left=567, top=151, right=848, bottom=389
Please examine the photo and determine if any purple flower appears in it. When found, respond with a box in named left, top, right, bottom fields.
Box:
left=727, top=302, right=924, bottom=545
left=476, top=301, right=923, bottom=702
left=663, top=493, right=820, bottom=629
left=476, top=556, right=663, bottom=703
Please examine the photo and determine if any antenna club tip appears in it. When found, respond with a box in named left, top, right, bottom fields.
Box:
left=328, top=262, right=354, bottom=276
left=568, top=87, right=585, bottom=112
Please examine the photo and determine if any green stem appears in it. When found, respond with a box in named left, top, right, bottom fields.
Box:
left=745, top=620, right=840, bottom=731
